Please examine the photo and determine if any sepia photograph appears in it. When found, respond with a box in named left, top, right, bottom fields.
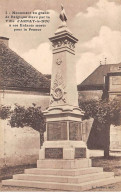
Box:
left=0, top=0, right=121, bottom=192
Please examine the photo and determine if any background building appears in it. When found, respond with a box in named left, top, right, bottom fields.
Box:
left=0, top=37, right=50, bottom=168
left=77, top=63, right=121, bottom=100
left=78, top=63, right=121, bottom=151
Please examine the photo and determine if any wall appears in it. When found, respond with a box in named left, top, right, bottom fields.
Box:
left=110, top=126, right=121, bottom=151
left=109, top=75, right=121, bottom=92
left=108, top=74, right=121, bottom=99
left=0, top=120, right=40, bottom=168
left=0, top=90, right=49, bottom=168
left=108, top=73, right=121, bottom=150
left=0, top=90, right=49, bottom=110
left=78, top=90, right=103, bottom=101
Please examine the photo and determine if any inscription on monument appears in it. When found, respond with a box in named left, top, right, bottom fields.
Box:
left=47, top=121, right=67, bottom=141
left=75, top=148, right=86, bottom=158
left=45, top=148, right=63, bottom=159
left=69, top=122, right=82, bottom=140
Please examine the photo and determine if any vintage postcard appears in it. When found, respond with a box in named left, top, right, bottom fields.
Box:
left=0, top=0, right=121, bottom=192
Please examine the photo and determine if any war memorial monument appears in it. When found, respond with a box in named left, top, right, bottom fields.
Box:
left=2, top=5, right=121, bottom=191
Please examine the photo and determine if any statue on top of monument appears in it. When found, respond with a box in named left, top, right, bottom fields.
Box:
left=59, top=4, right=67, bottom=27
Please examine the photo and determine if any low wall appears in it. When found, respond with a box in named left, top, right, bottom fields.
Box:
left=0, top=120, right=40, bottom=168
left=0, top=90, right=49, bottom=168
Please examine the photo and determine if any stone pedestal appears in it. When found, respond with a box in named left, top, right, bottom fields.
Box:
left=39, top=26, right=87, bottom=160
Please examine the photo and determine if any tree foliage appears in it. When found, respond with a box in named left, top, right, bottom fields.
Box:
left=79, top=98, right=121, bottom=126
left=79, top=98, right=121, bottom=157
left=0, top=105, right=11, bottom=120
left=9, top=104, right=46, bottom=133
left=0, top=103, right=46, bottom=147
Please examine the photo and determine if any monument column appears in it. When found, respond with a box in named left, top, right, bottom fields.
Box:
left=39, top=6, right=88, bottom=160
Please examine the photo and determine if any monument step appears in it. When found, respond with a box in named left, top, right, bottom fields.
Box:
left=2, top=176, right=121, bottom=191
left=24, top=167, right=103, bottom=176
left=37, top=159, right=91, bottom=169
left=13, top=172, right=114, bottom=184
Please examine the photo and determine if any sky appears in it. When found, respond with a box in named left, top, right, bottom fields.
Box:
left=0, top=0, right=121, bottom=84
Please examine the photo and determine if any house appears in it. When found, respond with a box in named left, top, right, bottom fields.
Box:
left=78, top=63, right=121, bottom=151
left=77, top=63, right=121, bottom=100
left=0, top=36, right=50, bottom=108
left=0, top=37, right=50, bottom=168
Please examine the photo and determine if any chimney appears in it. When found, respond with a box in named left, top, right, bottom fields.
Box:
left=0, top=36, right=9, bottom=47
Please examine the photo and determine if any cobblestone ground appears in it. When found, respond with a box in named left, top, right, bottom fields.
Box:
left=0, top=156, right=121, bottom=192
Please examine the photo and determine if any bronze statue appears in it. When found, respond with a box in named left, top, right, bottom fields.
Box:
left=59, top=4, right=67, bottom=22
left=59, top=4, right=67, bottom=27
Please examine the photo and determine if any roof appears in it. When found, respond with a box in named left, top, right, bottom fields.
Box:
left=0, top=42, right=50, bottom=92
left=44, top=74, right=51, bottom=80
left=78, top=63, right=121, bottom=91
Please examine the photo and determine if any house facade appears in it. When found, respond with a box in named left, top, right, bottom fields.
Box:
left=78, top=63, right=121, bottom=151
left=0, top=37, right=50, bottom=168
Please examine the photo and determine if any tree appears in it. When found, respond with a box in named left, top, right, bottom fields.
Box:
left=9, top=104, right=46, bottom=147
left=0, top=104, right=46, bottom=147
left=79, top=98, right=121, bottom=157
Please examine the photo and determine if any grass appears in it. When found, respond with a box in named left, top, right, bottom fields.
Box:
left=0, top=164, right=37, bottom=181
left=91, top=156, right=121, bottom=176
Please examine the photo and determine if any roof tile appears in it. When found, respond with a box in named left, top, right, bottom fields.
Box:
left=0, top=42, right=50, bottom=92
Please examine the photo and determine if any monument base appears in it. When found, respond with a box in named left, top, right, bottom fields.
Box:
left=2, top=157, right=121, bottom=191
left=39, top=140, right=88, bottom=160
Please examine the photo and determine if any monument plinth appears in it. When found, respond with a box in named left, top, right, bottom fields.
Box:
left=39, top=9, right=87, bottom=160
